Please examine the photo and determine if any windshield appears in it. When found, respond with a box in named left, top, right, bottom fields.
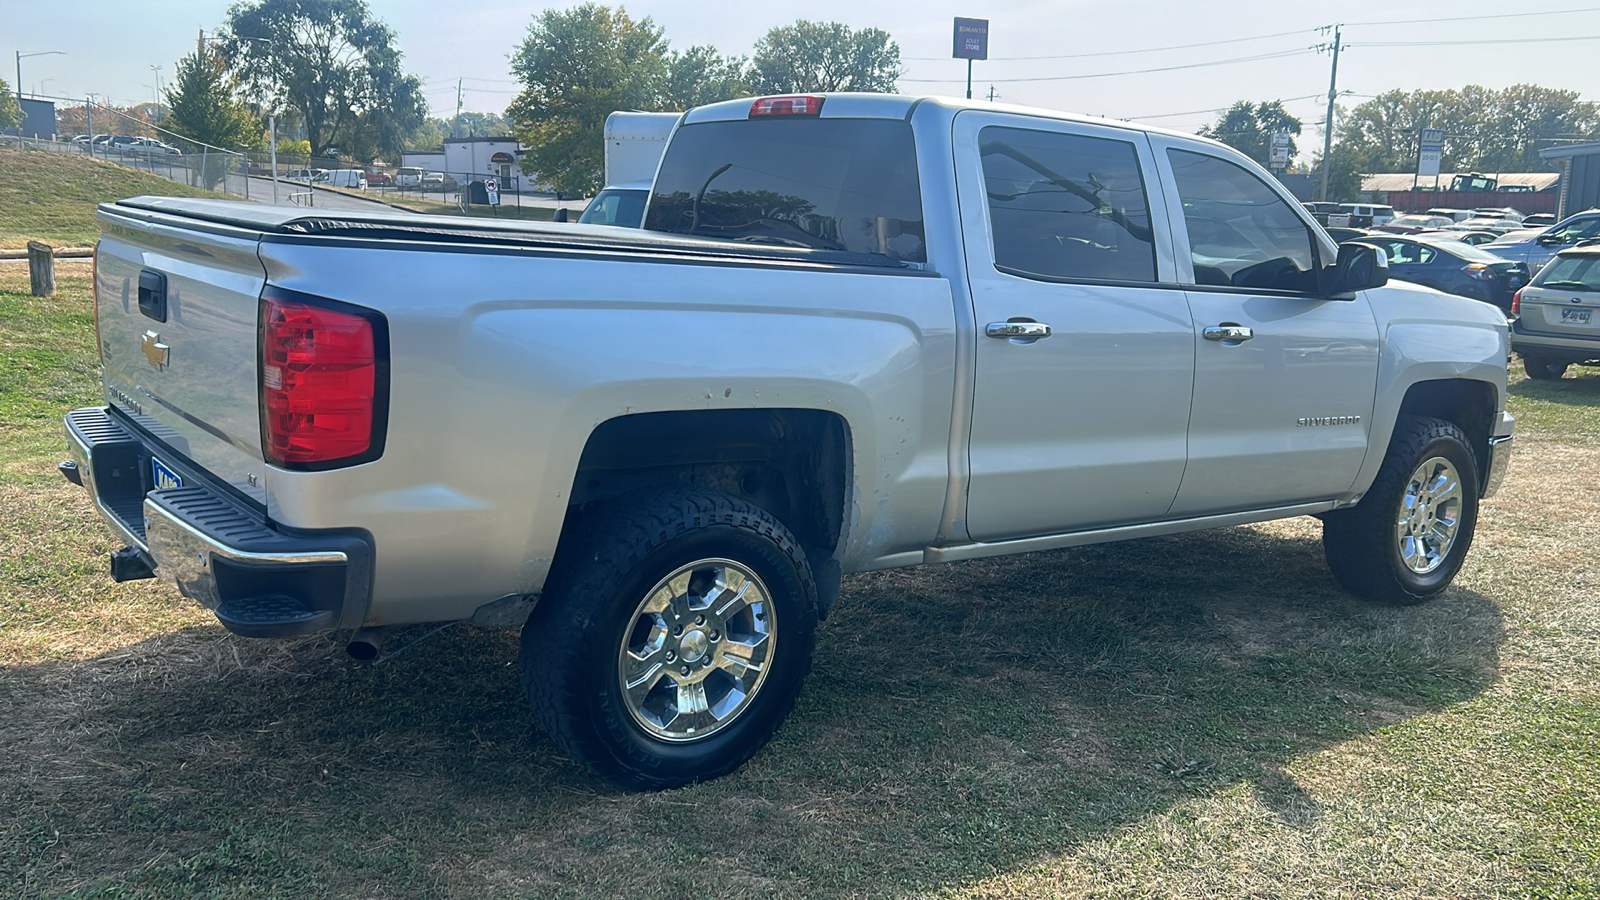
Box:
left=644, top=118, right=926, bottom=261
left=1532, top=254, right=1600, bottom=290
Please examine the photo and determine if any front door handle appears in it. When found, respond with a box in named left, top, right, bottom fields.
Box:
left=986, top=320, right=1053, bottom=341
left=1203, top=324, right=1254, bottom=343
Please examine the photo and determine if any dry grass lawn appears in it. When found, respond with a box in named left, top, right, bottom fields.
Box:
left=2, top=260, right=1597, bottom=898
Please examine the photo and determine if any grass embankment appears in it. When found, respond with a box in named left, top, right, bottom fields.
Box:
left=2, top=253, right=1598, bottom=896
left=0, top=148, right=230, bottom=249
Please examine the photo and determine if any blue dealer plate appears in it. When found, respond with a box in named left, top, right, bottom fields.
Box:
left=151, top=457, right=183, bottom=491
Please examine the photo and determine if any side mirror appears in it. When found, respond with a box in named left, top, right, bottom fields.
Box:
left=1327, top=241, right=1388, bottom=298
left=552, top=208, right=569, bottom=223
left=1536, top=233, right=1563, bottom=246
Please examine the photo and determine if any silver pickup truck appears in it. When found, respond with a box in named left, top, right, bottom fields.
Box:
left=64, top=93, right=1513, bottom=789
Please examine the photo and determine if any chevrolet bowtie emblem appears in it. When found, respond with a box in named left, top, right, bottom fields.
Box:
left=141, top=331, right=170, bottom=371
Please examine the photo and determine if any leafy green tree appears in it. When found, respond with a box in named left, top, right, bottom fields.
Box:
left=664, top=46, right=749, bottom=109
left=1197, top=101, right=1302, bottom=168
left=0, top=79, right=23, bottom=131
left=748, top=20, right=900, bottom=94
left=1337, top=85, right=1600, bottom=174
left=223, top=0, right=425, bottom=161
left=166, top=37, right=265, bottom=185
left=507, top=3, right=669, bottom=196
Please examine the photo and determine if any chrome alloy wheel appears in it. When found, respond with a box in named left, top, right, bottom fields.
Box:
left=616, top=558, right=775, bottom=742
left=1395, top=455, right=1464, bottom=575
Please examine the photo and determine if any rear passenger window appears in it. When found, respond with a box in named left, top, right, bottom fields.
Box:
left=980, top=127, right=1156, bottom=283
left=1167, top=149, right=1318, bottom=293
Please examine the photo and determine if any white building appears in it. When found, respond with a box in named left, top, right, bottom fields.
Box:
left=444, top=137, right=525, bottom=190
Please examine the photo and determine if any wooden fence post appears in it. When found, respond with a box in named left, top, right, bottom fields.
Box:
left=27, top=241, right=55, bottom=297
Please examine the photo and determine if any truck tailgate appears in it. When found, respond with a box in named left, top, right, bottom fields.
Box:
left=96, top=206, right=268, bottom=504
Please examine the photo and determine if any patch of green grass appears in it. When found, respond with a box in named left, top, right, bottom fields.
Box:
left=0, top=148, right=229, bottom=249
left=1, top=255, right=1598, bottom=897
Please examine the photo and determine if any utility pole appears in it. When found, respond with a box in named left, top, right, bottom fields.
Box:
left=454, top=79, right=464, bottom=139
left=1318, top=24, right=1342, bottom=202
left=987, top=85, right=997, bottom=102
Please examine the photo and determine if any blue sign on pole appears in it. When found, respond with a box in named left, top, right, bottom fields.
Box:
left=953, top=18, right=989, bottom=60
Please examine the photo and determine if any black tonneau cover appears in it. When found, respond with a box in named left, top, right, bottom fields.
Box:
left=109, top=197, right=910, bottom=270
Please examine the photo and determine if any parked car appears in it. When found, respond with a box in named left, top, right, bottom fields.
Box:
left=71, top=134, right=91, bottom=145
left=1452, top=217, right=1522, bottom=235
left=91, top=135, right=116, bottom=148
left=363, top=169, right=392, bottom=186
left=420, top=172, right=457, bottom=191
left=1521, top=213, right=1557, bottom=228
left=108, top=135, right=138, bottom=150
left=1510, top=244, right=1600, bottom=379
left=1419, top=229, right=1499, bottom=246
left=325, top=169, right=368, bottom=189
left=1376, top=214, right=1455, bottom=234
left=1360, top=234, right=1529, bottom=309
left=1302, top=201, right=1343, bottom=224
left=1489, top=209, right=1600, bottom=274
left=285, top=168, right=329, bottom=183
left=1339, top=203, right=1397, bottom=227
left=1324, top=226, right=1372, bottom=243
left=1427, top=208, right=1476, bottom=223
left=395, top=166, right=424, bottom=187
left=1473, top=207, right=1524, bottom=223
left=125, top=138, right=181, bottom=157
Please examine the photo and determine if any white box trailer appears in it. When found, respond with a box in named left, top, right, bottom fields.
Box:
left=603, top=111, right=679, bottom=188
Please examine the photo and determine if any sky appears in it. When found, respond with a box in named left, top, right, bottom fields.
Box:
left=9, top=0, right=1600, bottom=155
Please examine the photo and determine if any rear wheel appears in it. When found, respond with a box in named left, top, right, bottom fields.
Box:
left=1522, top=354, right=1569, bottom=380
left=1323, top=416, right=1480, bottom=605
left=522, top=489, right=818, bottom=790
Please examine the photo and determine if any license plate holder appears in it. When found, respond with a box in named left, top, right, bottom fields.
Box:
left=151, top=457, right=183, bottom=491
left=1561, top=308, right=1592, bottom=325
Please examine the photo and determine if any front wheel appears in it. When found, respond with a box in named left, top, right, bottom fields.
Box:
left=522, top=489, right=818, bottom=790
left=1322, top=416, right=1480, bottom=605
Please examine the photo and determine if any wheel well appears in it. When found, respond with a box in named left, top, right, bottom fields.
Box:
left=568, top=407, right=851, bottom=562
left=1396, top=379, right=1496, bottom=481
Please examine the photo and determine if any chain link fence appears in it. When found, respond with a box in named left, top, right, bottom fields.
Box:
left=7, top=96, right=566, bottom=216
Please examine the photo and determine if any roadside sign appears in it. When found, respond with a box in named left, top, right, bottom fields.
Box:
left=484, top=177, right=500, bottom=206
left=1418, top=128, right=1444, bottom=178
left=1270, top=132, right=1291, bottom=168
left=953, top=18, right=988, bottom=60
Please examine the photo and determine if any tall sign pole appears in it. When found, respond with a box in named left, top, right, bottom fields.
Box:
left=953, top=18, right=988, bottom=100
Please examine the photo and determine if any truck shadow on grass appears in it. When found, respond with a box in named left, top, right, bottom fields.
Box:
left=1, top=522, right=1504, bottom=898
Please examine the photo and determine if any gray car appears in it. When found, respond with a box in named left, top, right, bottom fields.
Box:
left=1489, top=209, right=1600, bottom=273
left=1511, top=244, right=1600, bottom=379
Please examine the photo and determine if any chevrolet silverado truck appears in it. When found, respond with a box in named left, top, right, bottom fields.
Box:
left=63, top=93, right=1514, bottom=789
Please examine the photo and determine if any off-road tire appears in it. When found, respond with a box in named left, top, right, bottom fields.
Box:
left=1522, top=354, right=1569, bottom=381
left=521, top=489, right=818, bottom=790
left=1322, top=416, right=1480, bottom=605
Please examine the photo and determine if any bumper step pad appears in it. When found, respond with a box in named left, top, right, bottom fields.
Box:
left=215, top=596, right=335, bottom=638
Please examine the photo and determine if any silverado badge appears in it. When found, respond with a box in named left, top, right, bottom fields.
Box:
left=141, top=331, right=170, bottom=371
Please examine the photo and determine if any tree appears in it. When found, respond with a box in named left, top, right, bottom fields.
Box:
left=507, top=3, right=670, bottom=196
left=1337, top=85, right=1600, bottom=175
left=1197, top=100, right=1302, bottom=168
left=0, top=79, right=20, bottom=132
left=166, top=37, right=266, bottom=186
left=223, top=0, right=425, bottom=161
left=664, top=46, right=749, bottom=109
left=748, top=20, right=900, bottom=94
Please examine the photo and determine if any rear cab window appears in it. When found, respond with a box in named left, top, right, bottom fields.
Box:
left=644, top=117, right=926, bottom=261
left=978, top=126, right=1158, bottom=283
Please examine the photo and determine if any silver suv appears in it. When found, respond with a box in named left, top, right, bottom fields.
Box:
left=1511, top=244, right=1600, bottom=379
left=1490, top=209, right=1600, bottom=274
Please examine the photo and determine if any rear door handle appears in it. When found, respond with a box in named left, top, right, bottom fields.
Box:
left=1203, top=324, right=1253, bottom=343
left=986, top=321, right=1053, bottom=341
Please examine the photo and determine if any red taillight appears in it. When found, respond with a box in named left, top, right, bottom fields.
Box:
left=749, top=95, right=824, bottom=117
left=1511, top=288, right=1522, bottom=315
left=259, top=289, right=387, bottom=469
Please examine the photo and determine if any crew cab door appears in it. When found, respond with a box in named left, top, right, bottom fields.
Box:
left=1148, top=138, right=1380, bottom=516
left=955, top=112, right=1194, bottom=541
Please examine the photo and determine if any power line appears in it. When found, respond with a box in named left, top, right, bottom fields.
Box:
left=1358, top=35, right=1600, bottom=47
left=1343, top=6, right=1600, bottom=27
left=901, top=48, right=1314, bottom=84
left=904, top=27, right=1314, bottom=61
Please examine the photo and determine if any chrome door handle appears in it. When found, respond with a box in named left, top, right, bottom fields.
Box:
left=1203, top=324, right=1254, bottom=342
left=986, top=321, right=1053, bottom=340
